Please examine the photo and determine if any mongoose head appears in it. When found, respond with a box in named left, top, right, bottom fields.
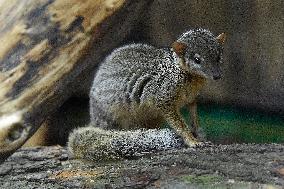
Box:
left=172, top=29, right=226, bottom=80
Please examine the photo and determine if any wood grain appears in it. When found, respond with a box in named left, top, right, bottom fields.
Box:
left=0, top=0, right=151, bottom=162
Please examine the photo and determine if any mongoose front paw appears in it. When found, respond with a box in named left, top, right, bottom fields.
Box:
left=183, top=135, right=202, bottom=147
left=184, top=139, right=202, bottom=147
left=183, top=133, right=213, bottom=148
left=195, top=141, right=214, bottom=148
left=185, top=139, right=213, bottom=148
left=192, top=127, right=207, bottom=142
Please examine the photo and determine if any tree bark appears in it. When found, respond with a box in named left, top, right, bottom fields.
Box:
left=0, top=0, right=151, bottom=162
left=0, top=144, right=283, bottom=188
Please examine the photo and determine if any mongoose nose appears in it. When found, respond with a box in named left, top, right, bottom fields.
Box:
left=213, top=75, right=221, bottom=80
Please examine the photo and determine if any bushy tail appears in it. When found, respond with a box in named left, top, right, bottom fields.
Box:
left=68, top=126, right=184, bottom=161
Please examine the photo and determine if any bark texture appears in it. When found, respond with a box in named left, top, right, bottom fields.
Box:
left=0, top=0, right=151, bottom=162
left=0, top=144, right=283, bottom=188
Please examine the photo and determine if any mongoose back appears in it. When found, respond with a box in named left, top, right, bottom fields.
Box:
left=69, top=28, right=226, bottom=160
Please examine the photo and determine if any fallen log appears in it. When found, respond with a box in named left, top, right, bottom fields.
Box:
left=0, top=0, right=151, bottom=162
left=0, top=144, right=283, bottom=188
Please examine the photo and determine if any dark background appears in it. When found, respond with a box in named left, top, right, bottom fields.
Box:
left=141, top=0, right=284, bottom=114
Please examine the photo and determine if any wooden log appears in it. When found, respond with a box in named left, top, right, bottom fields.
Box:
left=0, top=144, right=283, bottom=188
left=0, top=0, right=151, bottom=162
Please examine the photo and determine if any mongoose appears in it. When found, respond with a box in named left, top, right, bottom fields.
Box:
left=68, top=29, right=226, bottom=161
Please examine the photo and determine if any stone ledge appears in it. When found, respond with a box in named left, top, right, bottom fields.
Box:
left=0, top=144, right=283, bottom=188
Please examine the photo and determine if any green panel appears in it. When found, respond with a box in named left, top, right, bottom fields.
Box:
left=181, top=104, right=284, bottom=144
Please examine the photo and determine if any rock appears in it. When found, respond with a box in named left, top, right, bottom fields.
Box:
left=0, top=144, right=283, bottom=188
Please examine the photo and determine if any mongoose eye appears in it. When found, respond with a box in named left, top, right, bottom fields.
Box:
left=216, top=56, right=221, bottom=62
left=194, top=57, right=201, bottom=64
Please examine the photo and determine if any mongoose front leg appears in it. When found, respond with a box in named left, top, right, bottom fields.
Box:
left=165, top=110, right=201, bottom=147
left=187, top=100, right=199, bottom=138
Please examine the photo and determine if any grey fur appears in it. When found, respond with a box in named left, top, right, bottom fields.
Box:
left=68, top=127, right=184, bottom=161
left=68, top=29, right=224, bottom=161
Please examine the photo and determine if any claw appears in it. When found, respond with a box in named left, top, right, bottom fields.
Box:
left=195, top=141, right=214, bottom=148
left=183, top=137, right=200, bottom=147
left=184, top=138, right=213, bottom=148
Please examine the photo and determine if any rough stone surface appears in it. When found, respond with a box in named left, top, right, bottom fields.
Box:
left=0, top=144, right=283, bottom=188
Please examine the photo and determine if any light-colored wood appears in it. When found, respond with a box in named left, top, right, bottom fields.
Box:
left=0, top=0, right=150, bottom=162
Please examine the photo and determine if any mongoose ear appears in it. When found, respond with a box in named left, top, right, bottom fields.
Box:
left=172, top=41, right=187, bottom=57
left=216, top=33, right=226, bottom=45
